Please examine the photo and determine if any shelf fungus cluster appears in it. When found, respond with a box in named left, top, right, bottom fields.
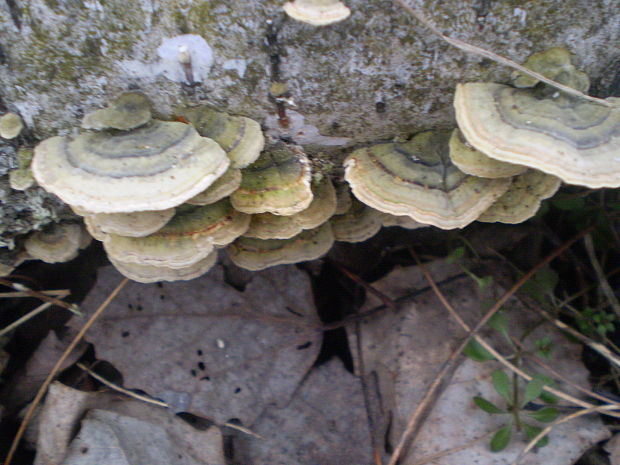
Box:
left=28, top=94, right=269, bottom=282
left=344, top=48, right=619, bottom=229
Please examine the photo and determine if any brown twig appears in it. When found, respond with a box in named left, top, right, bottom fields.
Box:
left=387, top=226, right=595, bottom=465
left=0, top=277, right=77, bottom=312
left=392, top=0, right=615, bottom=107
left=3, top=277, right=128, bottom=465
left=332, top=262, right=397, bottom=311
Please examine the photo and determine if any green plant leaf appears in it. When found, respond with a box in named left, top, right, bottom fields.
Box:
left=523, top=423, right=549, bottom=448
left=488, top=312, right=509, bottom=334
left=446, top=246, right=465, bottom=264
left=539, top=390, right=558, bottom=405
left=463, top=339, right=494, bottom=362
left=534, top=336, right=553, bottom=359
left=475, top=275, right=493, bottom=292
left=527, top=407, right=559, bottom=423
left=490, top=424, right=512, bottom=452
left=522, top=375, right=548, bottom=406
left=473, top=396, right=505, bottom=414
left=521, top=267, right=559, bottom=303
left=492, top=370, right=513, bottom=405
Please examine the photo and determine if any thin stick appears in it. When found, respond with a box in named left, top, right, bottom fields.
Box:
left=76, top=362, right=262, bottom=439
left=0, top=277, right=77, bottom=313
left=0, top=289, right=69, bottom=298
left=3, top=277, right=129, bottom=465
left=392, top=0, right=615, bottom=107
left=333, top=262, right=397, bottom=310
left=510, top=404, right=619, bottom=465
left=0, top=302, right=54, bottom=338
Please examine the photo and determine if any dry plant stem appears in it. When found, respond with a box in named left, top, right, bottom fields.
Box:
left=3, top=277, right=129, bottom=465
left=526, top=350, right=620, bottom=407
left=353, top=322, right=384, bottom=465
left=511, top=405, right=620, bottom=465
left=392, top=0, right=614, bottom=107
left=333, top=261, right=397, bottom=310
left=0, top=302, right=54, bottom=338
left=0, top=277, right=76, bottom=312
left=0, top=289, right=69, bottom=298
left=75, top=362, right=262, bottom=439
left=387, top=227, right=597, bottom=465
left=526, top=301, right=620, bottom=370
left=583, top=233, right=620, bottom=318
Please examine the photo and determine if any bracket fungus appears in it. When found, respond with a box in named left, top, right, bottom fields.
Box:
left=454, top=82, right=620, bottom=188
left=244, top=177, right=337, bottom=239
left=24, top=223, right=90, bottom=264
left=9, top=148, right=35, bottom=191
left=179, top=106, right=265, bottom=169
left=79, top=208, right=176, bottom=238
left=230, top=143, right=313, bottom=216
left=283, top=0, right=351, bottom=26
left=330, top=198, right=384, bottom=243
left=109, top=250, right=218, bottom=284
left=477, top=170, right=561, bottom=224
left=344, top=130, right=511, bottom=229
left=381, top=213, right=429, bottom=230
left=32, top=120, right=229, bottom=213
left=103, top=200, right=250, bottom=271
left=81, top=93, right=152, bottom=131
left=512, top=47, right=590, bottom=92
left=226, top=222, right=334, bottom=271
left=0, top=112, right=23, bottom=139
left=448, top=129, right=526, bottom=179
left=186, top=167, right=242, bottom=206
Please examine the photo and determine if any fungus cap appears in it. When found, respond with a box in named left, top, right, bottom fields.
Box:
left=512, top=47, right=589, bottom=92
left=32, top=121, right=230, bottom=213
left=179, top=107, right=265, bottom=168
left=330, top=199, right=384, bottom=242
left=381, top=213, right=429, bottom=230
left=227, top=222, right=334, bottom=271
left=186, top=168, right=242, bottom=206
left=9, top=148, right=35, bottom=191
left=344, top=130, right=512, bottom=229
left=449, top=129, right=526, bottom=179
left=103, top=200, right=249, bottom=269
left=109, top=249, right=217, bottom=283
left=283, top=0, right=351, bottom=26
left=477, top=170, right=561, bottom=224
left=454, top=83, right=620, bottom=188
left=244, top=177, right=337, bottom=239
left=24, top=223, right=85, bottom=264
left=0, top=113, right=23, bottom=139
left=83, top=208, right=176, bottom=238
left=81, top=93, right=152, bottom=131
left=231, top=143, right=313, bottom=216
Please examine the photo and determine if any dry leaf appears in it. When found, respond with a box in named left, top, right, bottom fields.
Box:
left=72, top=264, right=321, bottom=426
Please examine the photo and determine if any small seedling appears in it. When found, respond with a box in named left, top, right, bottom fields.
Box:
left=473, top=370, right=559, bottom=451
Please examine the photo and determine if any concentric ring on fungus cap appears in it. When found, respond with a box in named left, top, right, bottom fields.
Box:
left=344, top=130, right=511, bottom=230
left=32, top=121, right=230, bottom=213
left=454, top=83, right=620, bottom=188
left=283, top=0, right=351, bottom=26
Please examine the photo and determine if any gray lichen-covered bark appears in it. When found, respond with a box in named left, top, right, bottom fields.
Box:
left=0, top=0, right=619, bottom=251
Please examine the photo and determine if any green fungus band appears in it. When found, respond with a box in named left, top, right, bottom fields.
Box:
left=179, top=106, right=264, bottom=168
left=231, top=143, right=313, bottom=216
left=344, top=130, right=511, bottom=229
